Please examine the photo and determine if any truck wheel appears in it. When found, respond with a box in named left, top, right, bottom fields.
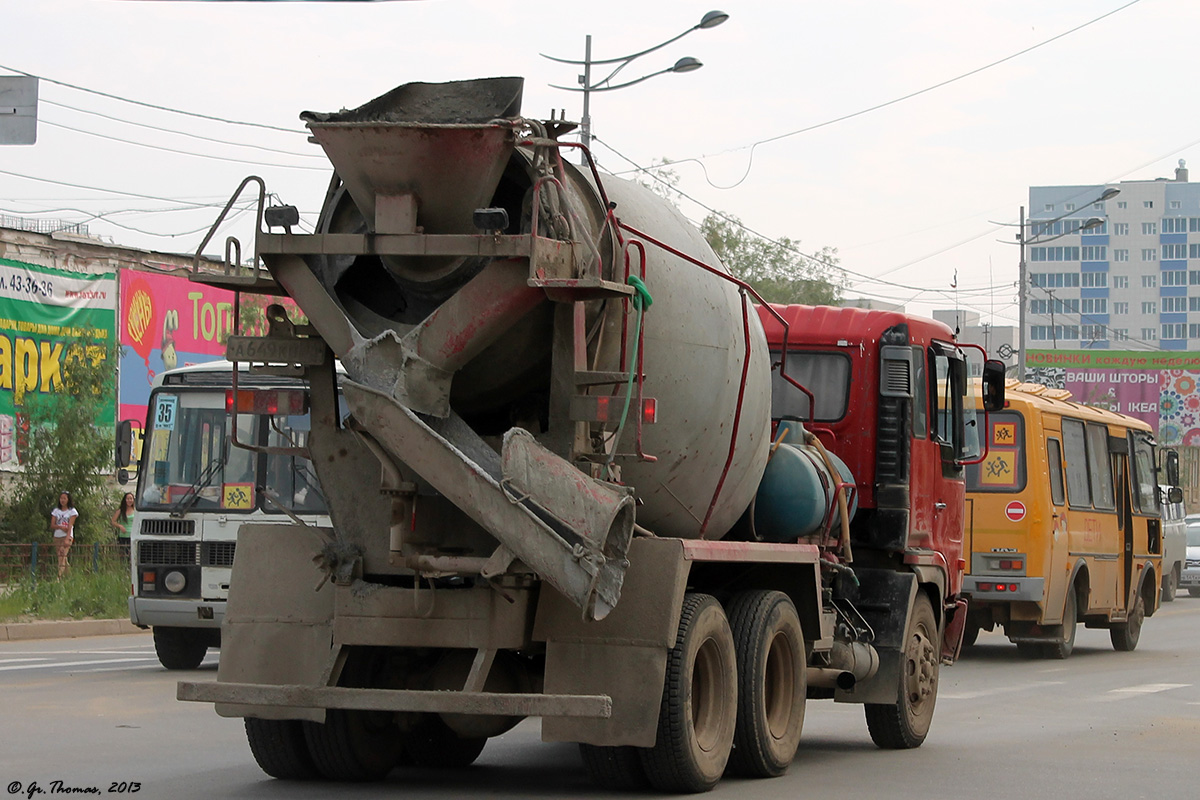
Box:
left=1161, top=569, right=1177, bottom=603
left=1110, top=593, right=1145, bottom=652
left=725, top=590, right=805, bottom=778
left=244, top=718, right=320, bottom=780
left=579, top=744, right=648, bottom=790
left=639, top=593, right=737, bottom=793
left=864, top=593, right=938, bottom=749
left=402, top=715, right=486, bottom=768
left=303, top=709, right=403, bottom=781
left=152, top=627, right=208, bottom=670
left=1044, top=591, right=1077, bottom=660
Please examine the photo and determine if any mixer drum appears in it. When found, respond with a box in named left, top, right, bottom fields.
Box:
left=298, top=78, right=772, bottom=541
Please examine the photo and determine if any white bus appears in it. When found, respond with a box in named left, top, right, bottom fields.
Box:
left=119, top=361, right=330, bottom=669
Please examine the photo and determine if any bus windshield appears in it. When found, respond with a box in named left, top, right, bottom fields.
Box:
left=137, top=388, right=327, bottom=515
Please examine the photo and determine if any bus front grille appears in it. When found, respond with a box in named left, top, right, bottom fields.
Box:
left=138, top=541, right=198, bottom=566
left=201, top=542, right=236, bottom=567
left=140, top=519, right=196, bottom=537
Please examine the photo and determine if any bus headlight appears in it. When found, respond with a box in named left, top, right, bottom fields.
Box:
left=163, top=570, right=187, bottom=594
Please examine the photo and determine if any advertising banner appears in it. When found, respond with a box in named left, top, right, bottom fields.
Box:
left=1026, top=349, right=1200, bottom=446
left=117, top=270, right=236, bottom=427
left=0, top=257, right=117, bottom=466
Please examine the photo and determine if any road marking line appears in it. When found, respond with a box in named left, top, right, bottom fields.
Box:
left=86, top=664, right=166, bottom=674
left=0, top=657, right=51, bottom=665
left=0, top=656, right=159, bottom=672
left=1108, top=683, right=1189, bottom=694
left=940, top=681, right=1065, bottom=700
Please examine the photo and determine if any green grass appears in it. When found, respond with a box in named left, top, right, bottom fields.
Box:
left=0, top=567, right=130, bottom=622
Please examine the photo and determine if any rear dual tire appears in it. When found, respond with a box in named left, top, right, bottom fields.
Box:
left=640, top=593, right=737, bottom=794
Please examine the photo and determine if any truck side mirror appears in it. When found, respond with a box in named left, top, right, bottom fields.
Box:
left=982, top=359, right=1006, bottom=412
left=1168, top=486, right=1184, bottom=504
left=1166, top=449, right=1180, bottom=488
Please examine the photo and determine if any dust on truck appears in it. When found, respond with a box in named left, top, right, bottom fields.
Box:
left=178, top=77, right=1004, bottom=793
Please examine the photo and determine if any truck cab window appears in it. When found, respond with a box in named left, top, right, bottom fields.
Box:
left=769, top=351, right=851, bottom=422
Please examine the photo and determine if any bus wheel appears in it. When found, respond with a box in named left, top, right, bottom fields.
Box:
left=1045, top=591, right=1077, bottom=660
left=640, top=593, right=737, bottom=793
left=1110, top=593, right=1145, bottom=652
left=961, top=621, right=980, bottom=648
left=152, top=627, right=208, bottom=670
left=725, top=590, right=805, bottom=778
left=244, top=718, right=320, bottom=780
left=1014, top=642, right=1046, bottom=659
left=579, top=744, right=648, bottom=790
left=865, top=593, right=938, bottom=749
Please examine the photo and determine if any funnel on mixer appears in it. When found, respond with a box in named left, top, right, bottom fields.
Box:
left=301, top=78, right=523, bottom=238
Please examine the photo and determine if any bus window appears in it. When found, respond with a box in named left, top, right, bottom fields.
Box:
left=264, top=414, right=328, bottom=514
left=1086, top=424, right=1115, bottom=511
left=964, top=411, right=1024, bottom=492
left=1047, top=437, right=1066, bottom=506
left=1131, top=434, right=1158, bottom=514
left=1062, top=418, right=1092, bottom=509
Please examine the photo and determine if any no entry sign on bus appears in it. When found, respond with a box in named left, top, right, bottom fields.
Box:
left=1005, top=501, right=1027, bottom=522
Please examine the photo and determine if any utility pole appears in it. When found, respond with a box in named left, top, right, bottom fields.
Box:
left=1017, top=205, right=1027, bottom=381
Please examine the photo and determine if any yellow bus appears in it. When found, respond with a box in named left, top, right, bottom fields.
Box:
left=961, top=382, right=1163, bottom=658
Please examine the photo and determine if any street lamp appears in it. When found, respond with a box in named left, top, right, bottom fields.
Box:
left=542, top=11, right=729, bottom=160
left=1013, top=187, right=1119, bottom=380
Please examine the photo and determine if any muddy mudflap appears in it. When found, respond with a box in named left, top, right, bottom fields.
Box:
left=834, top=568, right=917, bottom=705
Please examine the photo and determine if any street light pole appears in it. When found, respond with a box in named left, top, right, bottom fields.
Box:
left=1013, top=187, right=1119, bottom=381
left=581, top=35, right=593, bottom=153
left=544, top=11, right=728, bottom=163
left=1018, top=204, right=1027, bottom=381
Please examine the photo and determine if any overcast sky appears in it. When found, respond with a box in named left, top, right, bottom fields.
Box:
left=1, top=0, right=1195, bottom=327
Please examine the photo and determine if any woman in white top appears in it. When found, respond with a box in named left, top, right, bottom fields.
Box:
left=50, top=491, right=78, bottom=578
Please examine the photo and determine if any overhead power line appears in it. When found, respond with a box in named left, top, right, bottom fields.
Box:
left=38, top=118, right=330, bottom=172
left=0, top=63, right=307, bottom=135
left=623, top=0, right=1143, bottom=191
left=43, top=99, right=325, bottom=159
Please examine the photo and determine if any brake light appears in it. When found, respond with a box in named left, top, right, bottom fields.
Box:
left=999, top=560, right=1024, bottom=570
left=978, top=582, right=993, bottom=591
left=225, top=389, right=308, bottom=416
left=642, top=397, right=657, bottom=424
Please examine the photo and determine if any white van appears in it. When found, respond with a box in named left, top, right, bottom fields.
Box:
left=1182, top=515, right=1200, bottom=598
left=1160, top=484, right=1186, bottom=602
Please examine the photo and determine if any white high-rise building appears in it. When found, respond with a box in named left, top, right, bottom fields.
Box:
left=1025, top=161, right=1198, bottom=353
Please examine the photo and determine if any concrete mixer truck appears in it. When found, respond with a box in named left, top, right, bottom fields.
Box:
left=177, top=77, right=1006, bottom=793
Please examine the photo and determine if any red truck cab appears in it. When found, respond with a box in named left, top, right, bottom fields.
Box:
left=757, top=304, right=983, bottom=651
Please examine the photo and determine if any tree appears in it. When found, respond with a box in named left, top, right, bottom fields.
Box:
left=2, top=333, right=119, bottom=545
left=701, top=213, right=845, bottom=306
left=633, top=158, right=845, bottom=306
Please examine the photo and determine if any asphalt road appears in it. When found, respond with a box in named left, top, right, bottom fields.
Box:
left=2, top=598, right=1198, bottom=800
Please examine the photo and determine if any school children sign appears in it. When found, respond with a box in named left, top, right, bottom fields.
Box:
left=0, top=258, right=117, bottom=466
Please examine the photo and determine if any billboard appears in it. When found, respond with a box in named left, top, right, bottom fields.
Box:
left=118, top=270, right=236, bottom=427
left=1026, top=349, right=1200, bottom=446
left=0, top=258, right=117, bottom=466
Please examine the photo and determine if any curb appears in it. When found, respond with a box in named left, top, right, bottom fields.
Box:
left=1, top=618, right=146, bottom=642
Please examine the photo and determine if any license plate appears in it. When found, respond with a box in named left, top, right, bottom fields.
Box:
left=225, top=336, right=326, bottom=365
